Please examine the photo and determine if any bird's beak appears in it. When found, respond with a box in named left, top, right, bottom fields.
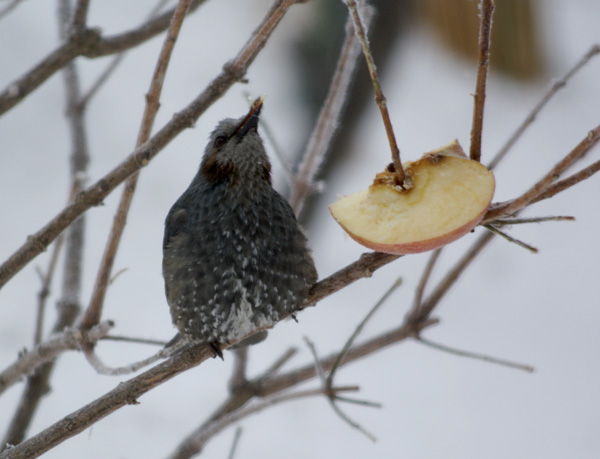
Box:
left=236, top=96, right=264, bottom=138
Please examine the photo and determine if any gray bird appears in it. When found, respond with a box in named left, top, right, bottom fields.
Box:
left=162, top=99, right=317, bottom=358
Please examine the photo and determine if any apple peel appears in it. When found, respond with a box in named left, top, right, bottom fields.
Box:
left=329, top=140, right=495, bottom=254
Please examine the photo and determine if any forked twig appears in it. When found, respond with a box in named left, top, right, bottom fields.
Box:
left=412, top=248, right=442, bottom=315
left=327, top=277, right=402, bottom=388
left=532, top=158, right=600, bottom=204
left=0, top=0, right=303, bottom=291
left=484, top=123, right=600, bottom=221
left=305, top=337, right=377, bottom=442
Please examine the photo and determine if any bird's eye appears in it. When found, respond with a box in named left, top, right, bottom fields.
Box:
left=214, top=136, right=226, bottom=148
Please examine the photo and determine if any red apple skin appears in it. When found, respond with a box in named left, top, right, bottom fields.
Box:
left=329, top=140, right=495, bottom=255
left=334, top=204, right=488, bottom=255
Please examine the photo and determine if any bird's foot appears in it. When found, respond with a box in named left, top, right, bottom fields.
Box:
left=209, top=341, right=224, bottom=360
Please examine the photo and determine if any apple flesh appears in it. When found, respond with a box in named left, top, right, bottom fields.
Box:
left=329, top=140, right=495, bottom=254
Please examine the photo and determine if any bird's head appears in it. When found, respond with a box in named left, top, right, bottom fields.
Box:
left=200, top=98, right=271, bottom=186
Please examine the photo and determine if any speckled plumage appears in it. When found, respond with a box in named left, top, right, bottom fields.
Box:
left=162, top=101, right=317, bottom=354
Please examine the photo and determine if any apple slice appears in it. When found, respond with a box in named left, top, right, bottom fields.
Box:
left=329, top=140, right=495, bottom=254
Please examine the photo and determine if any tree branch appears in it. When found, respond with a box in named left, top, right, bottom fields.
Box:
left=0, top=0, right=208, bottom=116
left=0, top=0, right=303, bottom=290
left=469, top=0, right=494, bottom=162
left=79, top=0, right=194, bottom=331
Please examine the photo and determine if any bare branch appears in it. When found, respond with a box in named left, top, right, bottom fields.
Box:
left=407, top=231, right=495, bottom=326
left=262, top=347, right=298, bottom=376
left=78, top=0, right=173, bottom=107
left=0, top=30, right=99, bottom=116
left=0, top=342, right=213, bottom=459
left=0, top=1, right=208, bottom=115
left=258, top=317, right=437, bottom=397
left=33, top=238, right=64, bottom=346
left=416, top=336, right=535, bottom=373
left=484, top=124, right=600, bottom=221
left=488, top=44, right=600, bottom=170
left=344, top=0, right=406, bottom=186
left=483, top=224, right=538, bottom=253
left=82, top=346, right=168, bottom=376
left=0, top=0, right=303, bottom=290
left=469, top=0, right=494, bottom=162
left=0, top=0, right=26, bottom=20
left=289, top=11, right=366, bottom=215
left=411, top=248, right=442, bottom=314
left=326, top=277, right=402, bottom=388
left=79, top=0, right=193, bottom=331
left=227, top=427, right=243, bottom=459
left=491, top=216, right=575, bottom=225
left=305, top=337, right=378, bottom=443
left=306, top=251, right=401, bottom=306
left=0, top=322, right=113, bottom=396
left=1, top=2, right=93, bottom=447
left=167, top=386, right=359, bottom=459
left=532, top=158, right=600, bottom=204
left=229, top=347, right=249, bottom=392
left=101, top=335, right=167, bottom=346
left=71, top=0, right=90, bottom=32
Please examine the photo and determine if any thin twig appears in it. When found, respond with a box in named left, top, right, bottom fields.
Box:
left=416, top=336, right=535, bottom=373
left=227, top=427, right=243, bottom=459
left=1, top=2, right=92, bottom=448
left=488, top=44, right=600, bottom=170
left=33, top=237, right=64, bottom=346
left=167, top=386, right=359, bottom=459
left=101, top=335, right=168, bottom=346
left=289, top=10, right=366, bottom=215
left=344, top=0, right=406, bottom=186
left=0, top=342, right=213, bottom=459
left=0, top=0, right=208, bottom=115
left=262, top=347, right=298, bottom=376
left=0, top=321, right=113, bottom=396
left=0, top=0, right=303, bottom=291
left=79, top=0, right=178, bottom=107
left=82, top=346, right=168, bottom=376
left=532, top=158, right=600, bottom=204
left=79, top=0, right=193, bottom=331
left=483, top=224, right=538, bottom=253
left=469, top=0, right=494, bottom=163
left=491, top=216, right=575, bottom=225
left=0, top=0, right=26, bottom=20
left=71, top=0, right=90, bottom=32
left=411, top=248, right=442, bottom=315
left=306, top=251, right=401, bottom=307
left=407, top=231, right=495, bottom=326
left=307, top=338, right=378, bottom=442
left=484, top=123, right=600, bottom=221
left=327, top=277, right=402, bottom=388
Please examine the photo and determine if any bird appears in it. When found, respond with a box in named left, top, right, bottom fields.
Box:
left=162, top=98, right=317, bottom=358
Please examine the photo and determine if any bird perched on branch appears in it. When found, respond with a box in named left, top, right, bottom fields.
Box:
left=162, top=98, right=317, bottom=358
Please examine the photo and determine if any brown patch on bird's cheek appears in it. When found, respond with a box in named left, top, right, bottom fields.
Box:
left=262, top=161, right=272, bottom=184
left=201, top=149, right=236, bottom=184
